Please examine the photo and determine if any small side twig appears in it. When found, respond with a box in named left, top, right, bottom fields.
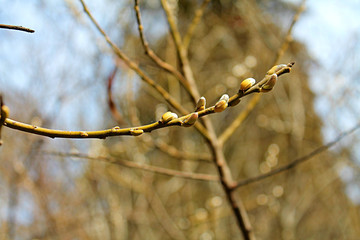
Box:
left=273, top=0, right=306, bottom=64
left=134, top=0, right=194, bottom=101
left=232, top=122, right=360, bottom=189
left=0, top=24, right=35, bottom=33
left=107, top=67, right=126, bottom=125
left=45, top=151, right=219, bottom=182
left=183, top=0, right=211, bottom=50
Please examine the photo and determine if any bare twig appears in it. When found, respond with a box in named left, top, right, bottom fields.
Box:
left=221, top=0, right=306, bottom=142
left=0, top=24, right=35, bottom=33
left=153, top=139, right=212, bottom=162
left=45, top=151, right=219, bottom=182
left=183, top=0, right=211, bottom=50
left=232, top=122, right=360, bottom=189
left=161, top=0, right=200, bottom=100
left=107, top=67, right=125, bottom=125
left=273, top=0, right=306, bottom=64
left=78, top=0, right=186, bottom=115
left=134, top=0, right=194, bottom=101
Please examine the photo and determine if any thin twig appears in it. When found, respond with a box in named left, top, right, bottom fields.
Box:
left=107, top=67, right=126, bottom=125
left=183, top=0, right=211, bottom=50
left=78, top=0, right=185, bottom=114
left=232, top=122, right=360, bottom=189
left=78, top=0, right=209, bottom=138
left=45, top=151, right=219, bottom=182
left=134, top=0, right=194, bottom=101
left=161, top=0, right=200, bottom=100
left=153, top=139, right=212, bottom=162
left=0, top=24, right=35, bottom=33
left=273, top=0, right=306, bottom=64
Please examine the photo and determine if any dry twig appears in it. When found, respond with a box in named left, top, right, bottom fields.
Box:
left=233, top=122, right=360, bottom=189
left=45, top=151, right=218, bottom=182
left=0, top=24, right=35, bottom=33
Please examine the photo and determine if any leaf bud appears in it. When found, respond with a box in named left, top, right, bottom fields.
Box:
left=130, top=128, right=144, bottom=136
left=214, top=94, right=229, bottom=112
left=239, top=78, right=256, bottom=91
left=182, top=112, right=198, bottom=127
left=160, top=111, right=178, bottom=123
left=266, top=64, right=287, bottom=75
left=260, top=74, right=277, bottom=92
left=195, top=97, right=206, bottom=112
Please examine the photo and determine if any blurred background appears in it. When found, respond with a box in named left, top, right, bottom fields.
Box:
left=1, top=0, right=360, bottom=239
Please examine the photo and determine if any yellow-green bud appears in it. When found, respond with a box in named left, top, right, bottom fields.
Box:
left=130, top=129, right=144, bottom=136
left=214, top=94, right=229, bottom=112
left=195, top=97, right=206, bottom=112
left=260, top=74, right=277, bottom=92
left=182, top=112, right=198, bottom=127
left=239, top=78, right=256, bottom=91
left=160, top=111, right=178, bottom=123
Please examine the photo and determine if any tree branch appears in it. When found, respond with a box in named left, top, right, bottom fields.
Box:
left=134, top=0, right=194, bottom=101
left=45, top=151, right=219, bottom=182
left=0, top=24, right=35, bottom=33
left=232, top=122, right=360, bottom=189
left=3, top=63, right=293, bottom=139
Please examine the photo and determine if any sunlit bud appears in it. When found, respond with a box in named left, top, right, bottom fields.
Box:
left=239, top=78, right=256, bottom=91
left=160, top=111, right=178, bottom=123
left=80, top=131, right=88, bottom=137
left=261, top=74, right=277, bottom=92
left=266, top=64, right=287, bottom=75
left=130, top=128, right=144, bottom=136
left=111, top=126, right=121, bottom=132
left=195, top=97, right=206, bottom=112
left=219, top=94, right=229, bottom=102
left=214, top=94, right=229, bottom=112
left=182, top=112, right=198, bottom=127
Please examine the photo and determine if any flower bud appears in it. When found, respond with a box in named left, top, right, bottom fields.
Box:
left=182, top=112, right=198, bottom=127
left=260, top=74, right=277, bottom=92
left=130, top=128, right=144, bottom=136
left=111, top=126, right=121, bottom=132
left=266, top=64, right=287, bottom=75
left=239, top=78, right=256, bottom=92
left=80, top=131, right=88, bottom=137
left=160, top=111, right=178, bottom=123
left=195, top=97, right=206, bottom=112
left=214, top=94, right=229, bottom=112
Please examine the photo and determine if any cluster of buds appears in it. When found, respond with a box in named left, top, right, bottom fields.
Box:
left=214, top=94, right=229, bottom=113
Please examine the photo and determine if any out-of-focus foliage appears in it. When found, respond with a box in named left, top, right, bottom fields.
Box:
left=1, top=0, right=359, bottom=240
